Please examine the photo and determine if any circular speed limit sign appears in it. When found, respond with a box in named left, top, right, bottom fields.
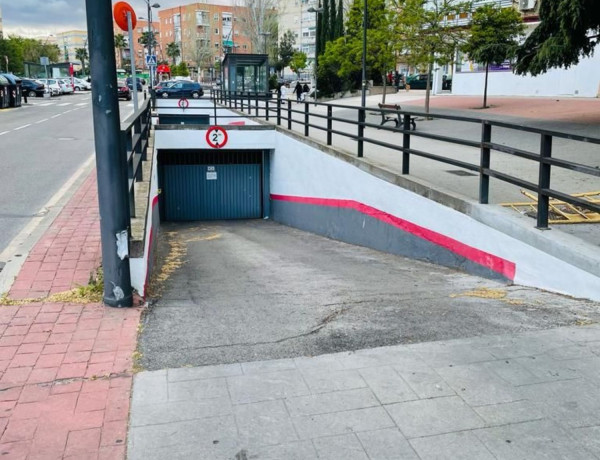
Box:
left=178, top=98, right=189, bottom=109
left=206, top=126, right=228, bottom=149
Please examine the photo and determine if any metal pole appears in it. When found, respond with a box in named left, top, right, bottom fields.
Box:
left=314, top=11, right=318, bottom=105
left=361, top=0, right=367, bottom=107
left=127, top=12, right=139, bottom=112
left=147, top=1, right=153, bottom=88
left=85, top=0, right=133, bottom=307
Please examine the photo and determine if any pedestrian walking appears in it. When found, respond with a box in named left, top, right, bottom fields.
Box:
left=293, top=81, right=302, bottom=102
left=280, top=83, right=288, bottom=104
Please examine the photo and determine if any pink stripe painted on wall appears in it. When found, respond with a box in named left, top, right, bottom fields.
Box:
left=271, top=194, right=516, bottom=280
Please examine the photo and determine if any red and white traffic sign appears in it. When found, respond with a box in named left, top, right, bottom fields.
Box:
left=206, top=126, right=228, bottom=149
left=178, top=98, right=189, bottom=109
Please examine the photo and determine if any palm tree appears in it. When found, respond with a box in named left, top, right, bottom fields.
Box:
left=166, top=42, right=180, bottom=66
left=114, top=34, right=126, bottom=68
left=75, top=48, right=89, bottom=75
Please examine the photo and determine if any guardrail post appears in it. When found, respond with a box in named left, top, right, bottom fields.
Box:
left=255, top=93, right=259, bottom=117
left=327, top=105, right=332, bottom=146
left=287, top=101, right=292, bottom=130
left=277, top=96, right=281, bottom=126
left=265, top=96, right=269, bottom=121
left=358, top=107, right=365, bottom=157
left=247, top=92, right=251, bottom=115
left=479, top=122, right=491, bottom=203
left=537, top=134, right=552, bottom=229
left=402, top=114, right=411, bottom=174
left=304, top=102, right=309, bottom=136
left=234, top=92, right=237, bottom=110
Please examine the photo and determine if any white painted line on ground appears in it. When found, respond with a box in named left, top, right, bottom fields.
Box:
left=0, top=153, right=96, bottom=295
left=38, top=103, right=55, bottom=107
left=76, top=103, right=88, bottom=106
left=51, top=114, right=61, bottom=118
left=57, top=102, right=71, bottom=107
left=0, top=131, right=9, bottom=136
left=13, top=124, right=31, bottom=131
left=35, top=118, right=49, bottom=124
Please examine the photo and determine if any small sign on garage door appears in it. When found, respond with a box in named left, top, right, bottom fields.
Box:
left=206, top=166, right=217, bottom=180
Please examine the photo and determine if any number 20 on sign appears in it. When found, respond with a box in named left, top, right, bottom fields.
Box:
left=205, top=126, right=228, bottom=149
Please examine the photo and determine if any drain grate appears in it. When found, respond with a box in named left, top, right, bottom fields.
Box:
left=446, top=169, right=477, bottom=177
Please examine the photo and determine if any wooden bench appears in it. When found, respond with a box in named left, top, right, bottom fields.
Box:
left=378, top=103, right=416, bottom=130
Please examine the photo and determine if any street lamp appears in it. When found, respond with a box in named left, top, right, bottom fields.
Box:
left=307, top=6, right=323, bottom=104
left=143, top=1, right=160, bottom=87
left=258, top=31, right=271, bottom=54
left=361, top=0, right=368, bottom=107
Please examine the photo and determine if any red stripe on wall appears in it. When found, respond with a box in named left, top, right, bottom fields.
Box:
left=271, top=194, right=516, bottom=280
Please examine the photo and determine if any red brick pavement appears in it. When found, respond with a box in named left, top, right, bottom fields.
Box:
left=409, top=95, right=600, bottom=124
left=1, top=170, right=143, bottom=459
left=9, top=173, right=101, bottom=300
left=0, top=302, right=140, bottom=460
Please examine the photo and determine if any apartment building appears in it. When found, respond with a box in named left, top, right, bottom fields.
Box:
left=277, top=0, right=320, bottom=70
left=158, top=1, right=252, bottom=80
left=53, top=30, right=88, bottom=63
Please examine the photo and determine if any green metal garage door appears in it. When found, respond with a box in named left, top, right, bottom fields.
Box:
left=160, top=150, right=263, bottom=221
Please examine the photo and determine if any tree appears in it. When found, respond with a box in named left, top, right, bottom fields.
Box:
left=235, top=0, right=279, bottom=53
left=0, top=36, right=60, bottom=74
left=319, top=0, right=393, bottom=91
left=75, top=48, right=89, bottom=75
left=138, top=31, right=158, bottom=49
left=290, top=51, right=307, bottom=77
left=391, top=0, right=471, bottom=114
left=335, top=0, right=345, bottom=38
left=166, top=42, right=180, bottom=66
left=114, top=34, right=126, bottom=68
left=515, top=0, right=599, bottom=76
left=462, top=4, right=524, bottom=109
left=278, top=30, right=296, bottom=75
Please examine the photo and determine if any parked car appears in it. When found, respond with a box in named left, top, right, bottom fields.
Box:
left=38, top=79, right=61, bottom=96
left=154, top=80, right=176, bottom=90
left=155, top=81, right=203, bottom=99
left=405, top=74, right=432, bottom=90
left=73, top=77, right=91, bottom=91
left=20, top=78, right=46, bottom=98
left=57, top=79, right=74, bottom=94
left=126, top=77, right=143, bottom=92
left=117, top=80, right=132, bottom=100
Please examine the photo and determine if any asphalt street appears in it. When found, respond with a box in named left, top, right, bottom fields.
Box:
left=139, top=220, right=600, bottom=371
left=0, top=91, right=136, bottom=266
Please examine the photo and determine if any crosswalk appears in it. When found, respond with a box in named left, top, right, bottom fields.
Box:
left=23, top=100, right=88, bottom=108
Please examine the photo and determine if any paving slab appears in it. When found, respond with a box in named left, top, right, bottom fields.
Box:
left=129, top=324, right=600, bottom=459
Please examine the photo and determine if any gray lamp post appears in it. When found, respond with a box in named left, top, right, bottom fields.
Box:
left=144, top=1, right=160, bottom=87
left=361, top=0, right=367, bottom=107
left=259, top=31, right=271, bottom=54
left=307, top=6, right=323, bottom=104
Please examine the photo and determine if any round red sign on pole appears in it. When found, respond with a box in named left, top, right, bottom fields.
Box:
left=206, top=126, right=228, bottom=149
left=178, top=98, right=189, bottom=109
left=114, top=2, right=137, bottom=31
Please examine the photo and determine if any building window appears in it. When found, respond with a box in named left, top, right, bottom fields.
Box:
left=215, top=28, right=219, bottom=34
left=214, top=43, right=219, bottom=48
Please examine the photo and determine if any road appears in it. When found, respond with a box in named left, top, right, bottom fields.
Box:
left=0, top=91, right=136, bottom=269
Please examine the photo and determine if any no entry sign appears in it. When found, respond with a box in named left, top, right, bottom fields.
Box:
left=206, top=126, right=228, bottom=149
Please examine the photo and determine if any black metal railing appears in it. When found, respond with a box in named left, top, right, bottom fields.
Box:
left=120, top=98, right=151, bottom=219
left=208, top=89, right=600, bottom=229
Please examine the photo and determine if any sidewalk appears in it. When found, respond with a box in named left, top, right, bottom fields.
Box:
left=0, top=170, right=141, bottom=460
left=129, top=324, right=600, bottom=459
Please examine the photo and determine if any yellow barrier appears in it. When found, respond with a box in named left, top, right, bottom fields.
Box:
left=501, top=191, right=600, bottom=224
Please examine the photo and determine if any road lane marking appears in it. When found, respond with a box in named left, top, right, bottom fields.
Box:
left=13, top=124, right=31, bottom=131
left=0, top=131, right=9, bottom=136
left=57, top=102, right=71, bottom=106
left=38, top=103, right=55, bottom=107
left=76, top=103, right=88, bottom=106
left=35, top=118, right=49, bottom=124
left=51, top=114, right=62, bottom=118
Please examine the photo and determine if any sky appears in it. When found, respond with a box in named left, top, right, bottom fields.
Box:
left=0, top=0, right=187, bottom=37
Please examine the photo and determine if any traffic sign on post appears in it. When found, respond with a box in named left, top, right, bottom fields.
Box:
left=206, top=126, right=228, bottom=149
left=145, top=55, right=157, bottom=66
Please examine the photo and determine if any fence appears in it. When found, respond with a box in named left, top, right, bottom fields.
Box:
left=209, top=89, right=600, bottom=229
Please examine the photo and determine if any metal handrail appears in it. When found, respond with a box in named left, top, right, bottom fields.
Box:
left=208, top=89, right=600, bottom=229
left=120, top=98, right=151, bottom=219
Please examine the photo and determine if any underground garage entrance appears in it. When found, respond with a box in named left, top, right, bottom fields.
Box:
left=157, top=149, right=270, bottom=221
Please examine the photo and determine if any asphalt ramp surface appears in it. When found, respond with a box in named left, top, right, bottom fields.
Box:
left=139, top=220, right=600, bottom=371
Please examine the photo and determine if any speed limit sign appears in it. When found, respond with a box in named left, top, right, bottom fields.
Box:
left=206, top=126, right=228, bottom=149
